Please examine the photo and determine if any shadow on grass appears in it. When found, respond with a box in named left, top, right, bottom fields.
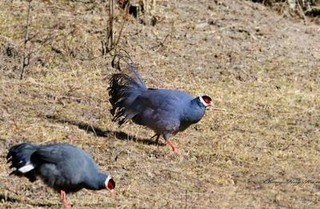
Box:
left=28, top=202, right=60, bottom=207
left=44, top=115, right=163, bottom=146
left=0, top=193, right=60, bottom=207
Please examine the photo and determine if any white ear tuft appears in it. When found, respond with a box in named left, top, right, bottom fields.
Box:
left=105, top=175, right=112, bottom=186
left=199, top=94, right=208, bottom=106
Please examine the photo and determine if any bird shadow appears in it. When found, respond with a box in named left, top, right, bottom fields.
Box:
left=44, top=114, right=163, bottom=146
left=0, top=194, right=19, bottom=203
left=0, top=194, right=60, bottom=208
left=28, top=202, right=60, bottom=208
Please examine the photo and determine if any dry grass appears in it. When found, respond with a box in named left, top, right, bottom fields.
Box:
left=1, top=0, right=320, bottom=208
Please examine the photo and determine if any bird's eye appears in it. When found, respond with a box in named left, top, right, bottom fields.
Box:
left=202, top=95, right=212, bottom=104
left=107, top=178, right=116, bottom=190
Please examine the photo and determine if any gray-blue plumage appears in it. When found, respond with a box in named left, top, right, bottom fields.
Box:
left=6, top=143, right=115, bottom=193
left=108, top=53, right=212, bottom=151
left=131, top=89, right=207, bottom=136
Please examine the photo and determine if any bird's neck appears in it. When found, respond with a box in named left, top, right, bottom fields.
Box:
left=84, top=173, right=107, bottom=190
left=191, top=97, right=206, bottom=110
left=183, top=98, right=206, bottom=122
left=192, top=97, right=206, bottom=107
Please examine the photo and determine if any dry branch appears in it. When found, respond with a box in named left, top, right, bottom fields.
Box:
left=20, top=0, right=32, bottom=80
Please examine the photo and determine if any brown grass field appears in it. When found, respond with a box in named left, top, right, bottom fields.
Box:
left=0, top=0, right=320, bottom=208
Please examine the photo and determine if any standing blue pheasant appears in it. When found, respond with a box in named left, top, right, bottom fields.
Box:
left=108, top=52, right=212, bottom=153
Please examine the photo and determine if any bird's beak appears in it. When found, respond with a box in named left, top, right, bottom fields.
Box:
left=105, top=183, right=114, bottom=193
left=105, top=177, right=116, bottom=192
left=206, top=101, right=213, bottom=109
left=104, top=175, right=116, bottom=192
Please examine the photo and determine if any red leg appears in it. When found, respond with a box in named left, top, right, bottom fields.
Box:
left=60, top=190, right=70, bottom=208
left=166, top=140, right=178, bottom=153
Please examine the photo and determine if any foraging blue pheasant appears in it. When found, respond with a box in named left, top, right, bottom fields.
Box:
left=7, top=143, right=115, bottom=208
left=108, top=52, right=212, bottom=152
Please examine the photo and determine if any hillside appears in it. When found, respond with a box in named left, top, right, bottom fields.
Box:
left=0, top=0, right=320, bottom=208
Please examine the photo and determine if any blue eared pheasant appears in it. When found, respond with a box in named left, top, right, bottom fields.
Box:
left=108, top=52, right=212, bottom=153
left=6, top=143, right=115, bottom=208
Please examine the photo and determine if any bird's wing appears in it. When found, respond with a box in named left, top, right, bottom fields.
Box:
left=31, top=144, right=66, bottom=164
left=125, top=89, right=181, bottom=124
left=127, top=89, right=194, bottom=132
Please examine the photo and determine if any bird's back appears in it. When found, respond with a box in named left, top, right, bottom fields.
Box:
left=138, top=89, right=193, bottom=110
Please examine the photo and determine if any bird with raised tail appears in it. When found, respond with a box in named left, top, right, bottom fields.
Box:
left=6, top=143, right=115, bottom=208
left=108, top=52, right=212, bottom=153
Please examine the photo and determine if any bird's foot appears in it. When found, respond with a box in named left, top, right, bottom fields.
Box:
left=63, top=200, right=71, bottom=208
left=60, top=190, right=70, bottom=208
left=165, top=140, right=178, bottom=154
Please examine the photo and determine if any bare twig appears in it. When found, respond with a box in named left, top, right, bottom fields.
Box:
left=101, top=0, right=115, bottom=55
left=20, top=0, right=32, bottom=80
left=211, top=107, right=227, bottom=112
left=101, top=0, right=128, bottom=56
left=150, top=34, right=170, bottom=51
left=108, top=0, right=114, bottom=48
left=113, top=16, right=127, bottom=50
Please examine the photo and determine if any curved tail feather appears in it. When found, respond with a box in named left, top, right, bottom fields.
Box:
left=108, top=52, right=147, bottom=126
left=111, top=50, right=146, bottom=87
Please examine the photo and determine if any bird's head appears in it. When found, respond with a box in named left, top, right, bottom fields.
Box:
left=199, top=95, right=213, bottom=108
left=105, top=175, right=116, bottom=191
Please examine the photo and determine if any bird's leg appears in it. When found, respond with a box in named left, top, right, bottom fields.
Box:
left=155, top=134, right=160, bottom=144
left=166, top=140, right=177, bottom=153
left=60, top=190, right=70, bottom=208
left=150, top=134, right=160, bottom=144
left=155, top=134, right=161, bottom=150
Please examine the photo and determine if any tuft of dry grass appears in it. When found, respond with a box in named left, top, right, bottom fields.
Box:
left=1, top=0, right=320, bottom=208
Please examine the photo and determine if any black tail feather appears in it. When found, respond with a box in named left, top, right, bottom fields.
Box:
left=108, top=52, right=147, bottom=126
left=111, top=50, right=146, bottom=87
left=108, top=73, right=143, bottom=125
left=7, top=143, right=38, bottom=182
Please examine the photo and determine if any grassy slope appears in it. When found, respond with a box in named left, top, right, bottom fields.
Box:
left=0, top=0, right=320, bottom=208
